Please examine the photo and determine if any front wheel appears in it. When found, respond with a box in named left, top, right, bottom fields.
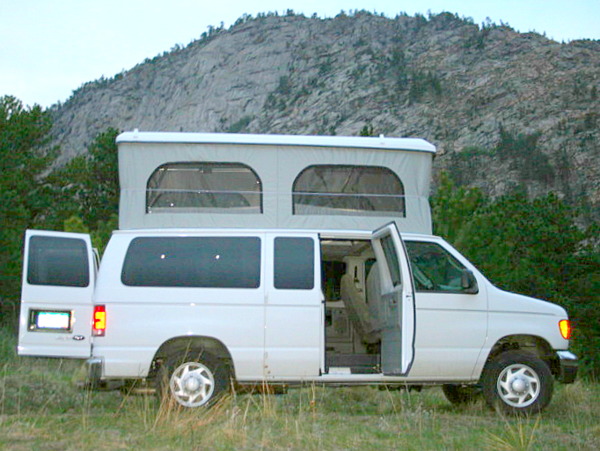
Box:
left=157, top=349, right=229, bottom=408
left=481, top=350, right=553, bottom=415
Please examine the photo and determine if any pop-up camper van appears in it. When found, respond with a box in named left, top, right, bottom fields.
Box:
left=18, top=132, right=576, bottom=414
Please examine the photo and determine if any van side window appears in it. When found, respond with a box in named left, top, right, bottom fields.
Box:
left=122, top=237, right=261, bottom=288
left=146, top=162, right=262, bottom=214
left=274, top=237, right=314, bottom=290
left=292, top=165, right=405, bottom=216
left=27, top=236, right=89, bottom=287
left=405, top=242, right=469, bottom=293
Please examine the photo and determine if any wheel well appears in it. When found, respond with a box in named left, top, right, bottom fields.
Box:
left=485, top=335, right=558, bottom=375
left=149, top=336, right=234, bottom=379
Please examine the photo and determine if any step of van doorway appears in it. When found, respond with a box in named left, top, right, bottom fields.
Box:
left=326, top=354, right=380, bottom=374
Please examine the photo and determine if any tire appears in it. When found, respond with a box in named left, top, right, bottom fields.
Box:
left=442, top=384, right=480, bottom=405
left=481, top=350, right=553, bottom=415
left=156, top=349, right=229, bottom=408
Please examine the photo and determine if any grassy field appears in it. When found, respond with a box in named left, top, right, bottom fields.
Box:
left=1, top=326, right=598, bottom=450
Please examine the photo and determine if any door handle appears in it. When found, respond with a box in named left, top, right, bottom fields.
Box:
left=72, top=335, right=85, bottom=341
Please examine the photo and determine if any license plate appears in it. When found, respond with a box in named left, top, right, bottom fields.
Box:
left=29, top=310, right=72, bottom=331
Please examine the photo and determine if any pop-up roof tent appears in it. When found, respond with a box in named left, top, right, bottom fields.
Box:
left=117, top=131, right=436, bottom=233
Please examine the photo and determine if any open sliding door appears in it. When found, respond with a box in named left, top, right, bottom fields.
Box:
left=371, top=223, right=415, bottom=375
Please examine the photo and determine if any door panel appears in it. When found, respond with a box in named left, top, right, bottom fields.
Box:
left=263, top=234, right=322, bottom=378
left=18, top=230, right=95, bottom=358
left=371, top=223, right=415, bottom=375
left=404, top=240, right=488, bottom=379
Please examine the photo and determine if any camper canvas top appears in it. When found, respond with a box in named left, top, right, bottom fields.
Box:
left=117, top=131, right=436, bottom=233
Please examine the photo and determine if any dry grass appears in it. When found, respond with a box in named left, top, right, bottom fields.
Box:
left=1, top=327, right=598, bottom=450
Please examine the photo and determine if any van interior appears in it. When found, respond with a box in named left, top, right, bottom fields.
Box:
left=321, top=238, right=383, bottom=375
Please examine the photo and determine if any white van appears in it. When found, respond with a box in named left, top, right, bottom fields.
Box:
left=17, top=132, right=577, bottom=414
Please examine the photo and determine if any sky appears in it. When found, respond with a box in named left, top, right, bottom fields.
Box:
left=1, top=0, right=599, bottom=109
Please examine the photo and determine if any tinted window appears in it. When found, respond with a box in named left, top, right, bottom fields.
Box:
left=27, top=236, right=89, bottom=287
left=380, top=235, right=402, bottom=287
left=274, top=237, right=314, bottom=290
left=122, top=237, right=261, bottom=288
left=405, top=242, right=470, bottom=293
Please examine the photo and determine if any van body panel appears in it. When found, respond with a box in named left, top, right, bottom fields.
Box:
left=18, top=230, right=95, bottom=358
left=486, top=287, right=570, bottom=350
left=94, top=230, right=268, bottom=379
left=263, top=303, right=322, bottom=378
left=95, top=303, right=266, bottom=378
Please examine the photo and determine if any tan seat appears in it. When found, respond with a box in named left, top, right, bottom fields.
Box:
left=365, top=262, right=384, bottom=330
left=340, top=274, right=380, bottom=344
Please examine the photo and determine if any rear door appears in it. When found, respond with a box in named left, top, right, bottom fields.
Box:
left=18, top=230, right=95, bottom=358
left=371, top=223, right=415, bottom=375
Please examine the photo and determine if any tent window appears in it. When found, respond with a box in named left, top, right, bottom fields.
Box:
left=292, top=165, right=405, bottom=216
left=146, top=162, right=262, bottom=214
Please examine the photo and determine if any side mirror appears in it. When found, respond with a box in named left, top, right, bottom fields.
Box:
left=461, top=270, right=479, bottom=294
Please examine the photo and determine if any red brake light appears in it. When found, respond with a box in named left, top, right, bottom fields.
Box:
left=93, top=305, right=106, bottom=336
left=559, top=319, right=572, bottom=340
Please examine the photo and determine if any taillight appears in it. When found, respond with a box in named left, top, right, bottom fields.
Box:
left=92, top=305, right=106, bottom=336
left=559, top=319, right=572, bottom=340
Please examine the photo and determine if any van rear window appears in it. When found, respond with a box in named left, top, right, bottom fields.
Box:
left=27, top=236, right=89, bottom=287
left=121, top=237, right=261, bottom=288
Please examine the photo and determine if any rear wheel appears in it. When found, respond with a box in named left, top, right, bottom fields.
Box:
left=442, top=384, right=480, bottom=405
left=481, top=350, right=553, bottom=415
left=156, top=349, right=229, bottom=408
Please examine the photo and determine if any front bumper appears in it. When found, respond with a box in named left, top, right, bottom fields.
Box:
left=555, top=350, right=578, bottom=384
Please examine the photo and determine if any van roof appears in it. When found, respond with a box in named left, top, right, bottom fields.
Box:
left=116, top=131, right=436, bottom=154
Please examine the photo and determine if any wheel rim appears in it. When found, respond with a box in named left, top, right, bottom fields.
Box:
left=169, top=361, right=215, bottom=407
left=496, top=363, right=540, bottom=408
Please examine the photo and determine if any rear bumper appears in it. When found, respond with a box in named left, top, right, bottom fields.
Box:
left=555, top=350, right=578, bottom=384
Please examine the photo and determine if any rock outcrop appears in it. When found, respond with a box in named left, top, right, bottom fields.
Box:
left=49, top=12, right=600, bottom=218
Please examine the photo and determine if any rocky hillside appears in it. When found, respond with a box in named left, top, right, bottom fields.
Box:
left=50, top=11, right=599, bottom=218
